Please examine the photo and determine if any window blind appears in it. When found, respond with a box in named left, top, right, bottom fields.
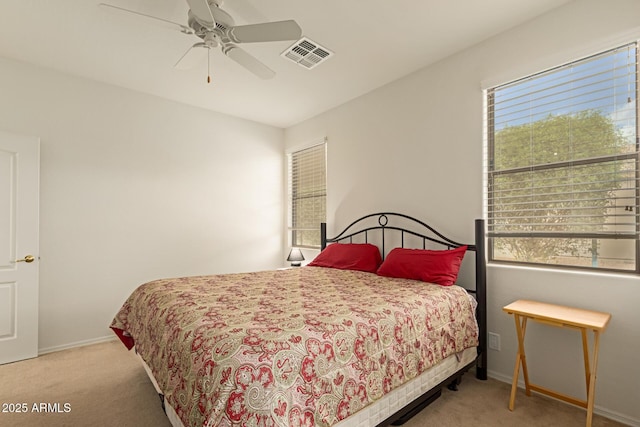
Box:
left=288, top=141, right=326, bottom=248
left=486, top=42, right=639, bottom=271
left=485, top=42, right=640, bottom=272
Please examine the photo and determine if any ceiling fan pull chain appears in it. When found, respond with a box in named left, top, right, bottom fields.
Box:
left=207, top=48, right=211, bottom=84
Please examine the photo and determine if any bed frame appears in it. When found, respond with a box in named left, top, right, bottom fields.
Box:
left=320, top=212, right=487, bottom=426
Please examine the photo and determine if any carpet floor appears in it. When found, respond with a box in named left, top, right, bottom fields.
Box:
left=0, top=340, right=628, bottom=426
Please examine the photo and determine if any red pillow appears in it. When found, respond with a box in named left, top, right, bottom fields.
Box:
left=376, top=246, right=467, bottom=286
left=307, top=243, right=382, bottom=273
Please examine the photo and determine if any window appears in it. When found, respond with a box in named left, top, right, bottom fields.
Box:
left=287, top=140, right=327, bottom=248
left=486, top=42, right=639, bottom=273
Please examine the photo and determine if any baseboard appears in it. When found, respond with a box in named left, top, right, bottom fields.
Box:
left=487, top=370, right=640, bottom=427
left=38, top=335, right=117, bottom=356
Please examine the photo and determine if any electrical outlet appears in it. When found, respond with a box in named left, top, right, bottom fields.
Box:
left=488, top=332, right=501, bottom=351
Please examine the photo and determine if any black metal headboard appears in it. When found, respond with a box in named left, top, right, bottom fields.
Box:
left=320, top=212, right=487, bottom=380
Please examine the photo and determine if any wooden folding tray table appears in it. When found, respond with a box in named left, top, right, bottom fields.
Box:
left=503, top=299, right=611, bottom=427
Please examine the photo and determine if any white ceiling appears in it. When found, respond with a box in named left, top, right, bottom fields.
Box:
left=0, top=0, right=573, bottom=128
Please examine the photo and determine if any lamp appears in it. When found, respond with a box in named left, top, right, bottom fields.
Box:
left=287, top=248, right=305, bottom=267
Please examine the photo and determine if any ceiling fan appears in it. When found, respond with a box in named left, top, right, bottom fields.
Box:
left=99, top=0, right=303, bottom=81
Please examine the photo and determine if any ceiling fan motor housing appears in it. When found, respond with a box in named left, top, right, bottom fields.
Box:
left=188, top=4, right=234, bottom=34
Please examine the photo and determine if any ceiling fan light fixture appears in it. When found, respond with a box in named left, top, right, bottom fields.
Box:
left=203, top=32, right=219, bottom=48
left=281, top=37, right=333, bottom=70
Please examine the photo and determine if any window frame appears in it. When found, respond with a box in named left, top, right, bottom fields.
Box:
left=485, top=43, right=640, bottom=274
left=286, top=139, right=327, bottom=249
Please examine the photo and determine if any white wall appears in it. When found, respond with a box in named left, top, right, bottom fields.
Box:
left=285, top=0, right=640, bottom=424
left=0, top=57, right=284, bottom=353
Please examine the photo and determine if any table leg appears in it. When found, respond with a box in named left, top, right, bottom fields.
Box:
left=509, top=314, right=530, bottom=410
left=586, top=331, right=601, bottom=427
left=581, top=329, right=590, bottom=393
left=509, top=352, right=520, bottom=410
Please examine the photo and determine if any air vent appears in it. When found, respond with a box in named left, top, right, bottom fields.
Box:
left=281, top=37, right=333, bottom=70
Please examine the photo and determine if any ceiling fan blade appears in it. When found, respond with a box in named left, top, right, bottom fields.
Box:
left=175, top=43, right=208, bottom=70
left=185, top=0, right=216, bottom=28
left=223, top=45, right=275, bottom=79
left=98, top=3, right=193, bottom=34
left=227, top=20, right=302, bottom=43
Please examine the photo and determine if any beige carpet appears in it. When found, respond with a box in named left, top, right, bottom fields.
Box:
left=0, top=340, right=627, bottom=427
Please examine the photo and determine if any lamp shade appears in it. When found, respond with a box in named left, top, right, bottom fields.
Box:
left=287, top=248, right=305, bottom=266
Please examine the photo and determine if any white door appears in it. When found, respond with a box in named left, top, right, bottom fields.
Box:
left=0, top=130, right=39, bottom=364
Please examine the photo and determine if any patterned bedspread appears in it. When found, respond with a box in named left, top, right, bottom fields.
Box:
left=111, top=267, right=478, bottom=427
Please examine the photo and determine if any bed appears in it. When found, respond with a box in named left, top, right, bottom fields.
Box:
left=111, top=212, right=487, bottom=427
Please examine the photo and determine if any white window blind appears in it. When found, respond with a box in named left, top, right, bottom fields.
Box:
left=486, top=42, right=639, bottom=272
left=288, top=141, right=326, bottom=248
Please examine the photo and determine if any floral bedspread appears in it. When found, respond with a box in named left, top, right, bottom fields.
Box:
left=111, top=267, right=478, bottom=427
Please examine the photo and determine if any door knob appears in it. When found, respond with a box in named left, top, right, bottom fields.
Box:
left=16, top=255, right=35, bottom=263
